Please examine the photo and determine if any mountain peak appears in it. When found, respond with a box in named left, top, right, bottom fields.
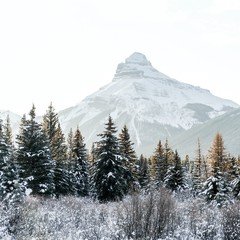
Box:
left=125, top=52, right=151, bottom=66
left=113, top=52, right=169, bottom=81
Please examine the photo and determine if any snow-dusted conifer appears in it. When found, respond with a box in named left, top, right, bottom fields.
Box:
left=3, top=115, right=13, bottom=147
left=53, top=124, right=73, bottom=197
left=202, top=133, right=231, bottom=206
left=92, top=116, right=127, bottom=202
left=164, top=150, right=185, bottom=191
left=151, top=140, right=167, bottom=187
left=67, top=128, right=74, bottom=160
left=119, top=125, right=138, bottom=192
left=0, top=119, right=26, bottom=207
left=137, top=154, right=150, bottom=189
left=192, top=139, right=203, bottom=195
left=71, top=127, right=89, bottom=196
left=43, top=103, right=72, bottom=196
left=16, top=105, right=54, bottom=196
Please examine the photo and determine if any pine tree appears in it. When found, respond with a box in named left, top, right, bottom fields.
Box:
left=182, top=155, right=190, bottom=173
left=164, top=139, right=174, bottom=166
left=192, top=139, right=203, bottom=195
left=43, top=103, right=71, bottom=197
left=232, top=178, right=240, bottom=200
left=52, top=123, right=67, bottom=160
left=16, top=105, right=54, bottom=196
left=119, top=125, right=138, bottom=192
left=71, top=127, right=89, bottom=196
left=3, top=115, right=13, bottom=147
left=164, top=150, right=185, bottom=191
left=208, top=133, right=227, bottom=174
left=231, top=157, right=240, bottom=199
left=202, top=156, right=209, bottom=180
left=92, top=116, right=127, bottom=202
left=0, top=119, right=26, bottom=207
left=137, top=154, right=150, bottom=189
left=53, top=125, right=72, bottom=197
left=151, top=141, right=167, bottom=187
left=89, top=142, right=98, bottom=166
left=42, top=103, right=58, bottom=144
left=202, top=133, right=231, bottom=206
left=43, top=103, right=67, bottom=160
left=67, top=128, right=74, bottom=160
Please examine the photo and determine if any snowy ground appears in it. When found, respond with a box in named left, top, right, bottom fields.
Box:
left=0, top=190, right=240, bottom=240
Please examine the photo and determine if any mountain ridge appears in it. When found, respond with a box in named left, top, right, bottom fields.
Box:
left=57, top=52, right=238, bottom=155
left=0, top=52, right=239, bottom=156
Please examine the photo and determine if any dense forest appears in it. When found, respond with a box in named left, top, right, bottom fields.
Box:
left=1, top=103, right=240, bottom=239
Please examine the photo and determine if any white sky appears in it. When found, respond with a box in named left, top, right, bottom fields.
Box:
left=0, top=0, right=240, bottom=115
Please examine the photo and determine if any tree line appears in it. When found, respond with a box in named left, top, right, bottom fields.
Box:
left=0, top=103, right=240, bottom=207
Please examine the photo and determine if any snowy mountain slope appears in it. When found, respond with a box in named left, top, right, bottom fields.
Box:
left=171, top=107, right=240, bottom=158
left=58, top=52, right=239, bottom=155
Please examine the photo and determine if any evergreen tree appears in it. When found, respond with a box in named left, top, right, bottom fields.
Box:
left=92, top=116, right=127, bottom=202
left=192, top=139, right=203, bottom=195
left=52, top=123, right=67, bottom=160
left=202, top=133, right=231, bottom=206
left=52, top=124, right=71, bottom=197
left=71, top=127, right=89, bottom=196
left=0, top=119, right=26, bottom=207
left=43, top=103, right=67, bottom=160
left=3, top=115, right=13, bottom=147
left=151, top=141, right=167, bottom=187
left=42, top=103, right=58, bottom=143
left=67, top=128, right=74, bottom=160
left=182, top=155, right=190, bottom=173
left=164, top=139, right=174, bottom=166
left=89, top=142, right=98, bottom=166
left=119, top=125, right=138, bottom=192
left=137, top=154, right=150, bottom=189
left=16, top=105, right=54, bottom=196
left=164, top=150, right=185, bottom=191
left=231, top=157, right=240, bottom=199
left=202, top=156, right=209, bottom=180
left=232, top=177, right=240, bottom=200
left=43, top=103, right=71, bottom=197
left=208, top=133, right=228, bottom=174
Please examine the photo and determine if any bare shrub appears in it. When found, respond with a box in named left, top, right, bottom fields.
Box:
left=222, top=202, right=240, bottom=240
left=117, top=188, right=176, bottom=239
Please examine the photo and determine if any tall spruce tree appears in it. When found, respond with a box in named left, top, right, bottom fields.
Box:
left=43, top=103, right=58, bottom=141
left=92, top=116, right=127, bottom=202
left=164, top=150, right=185, bottom=191
left=71, top=127, right=89, bottom=196
left=137, top=154, right=150, bottom=189
left=67, top=128, right=74, bottom=160
left=164, top=139, right=174, bottom=167
left=202, top=156, right=209, bottom=180
left=192, top=139, right=203, bottom=195
left=119, top=125, right=138, bottom=192
left=3, top=115, right=13, bottom=147
left=182, top=155, right=190, bottom=173
left=231, top=155, right=240, bottom=199
left=43, top=103, right=67, bottom=160
left=16, top=105, right=54, bottom=196
left=202, top=133, right=231, bottom=206
left=0, top=119, right=25, bottom=206
left=43, top=103, right=71, bottom=197
left=53, top=124, right=72, bottom=197
left=151, top=141, right=167, bottom=187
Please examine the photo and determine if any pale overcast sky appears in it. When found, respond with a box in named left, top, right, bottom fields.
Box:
left=0, top=0, right=240, bottom=115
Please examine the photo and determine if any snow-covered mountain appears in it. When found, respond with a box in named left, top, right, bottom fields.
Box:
left=58, top=52, right=239, bottom=155
left=171, top=107, right=240, bottom=158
